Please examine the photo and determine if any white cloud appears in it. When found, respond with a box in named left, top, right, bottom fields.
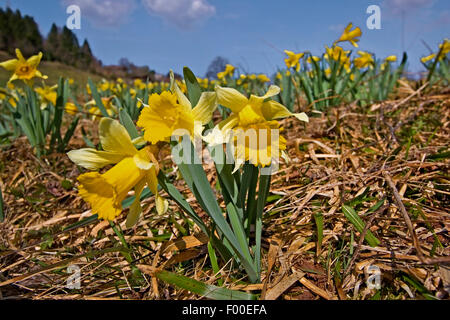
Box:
left=328, top=24, right=345, bottom=32
left=62, top=0, right=137, bottom=27
left=142, top=0, right=216, bottom=29
left=383, top=0, right=435, bottom=15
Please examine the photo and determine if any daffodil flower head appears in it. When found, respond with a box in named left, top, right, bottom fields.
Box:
left=67, top=118, right=166, bottom=227
left=0, top=48, right=48, bottom=85
left=137, top=70, right=217, bottom=145
left=421, top=53, right=436, bottom=64
left=384, top=55, right=397, bottom=62
left=284, top=50, right=304, bottom=72
left=335, top=23, right=362, bottom=47
left=35, top=84, right=57, bottom=109
left=217, top=64, right=236, bottom=80
left=353, top=51, right=374, bottom=69
left=204, top=85, right=308, bottom=172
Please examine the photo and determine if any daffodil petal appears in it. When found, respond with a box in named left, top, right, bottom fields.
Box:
left=215, top=85, right=248, bottom=113
left=293, top=112, right=309, bottom=122
left=261, top=85, right=281, bottom=99
left=261, top=100, right=293, bottom=120
left=0, top=59, right=18, bottom=72
left=27, top=52, right=43, bottom=68
left=99, top=117, right=136, bottom=156
left=156, top=195, right=168, bottom=215
left=192, top=92, right=217, bottom=124
left=170, top=70, right=191, bottom=111
left=67, top=148, right=125, bottom=170
left=125, top=180, right=146, bottom=228
left=15, top=48, right=25, bottom=61
left=133, top=151, right=154, bottom=170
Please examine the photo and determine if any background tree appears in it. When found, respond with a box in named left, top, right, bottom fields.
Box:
left=205, top=56, right=229, bottom=79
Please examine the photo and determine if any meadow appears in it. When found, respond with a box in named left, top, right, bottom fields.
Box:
left=0, top=24, right=449, bottom=300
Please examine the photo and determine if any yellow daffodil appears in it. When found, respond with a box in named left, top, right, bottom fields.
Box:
left=257, top=74, right=270, bottom=83
left=67, top=118, right=166, bottom=226
left=65, top=102, right=78, bottom=115
left=421, top=53, right=436, bottom=63
left=35, top=84, right=57, bottom=109
left=421, top=39, right=449, bottom=63
left=134, top=79, right=146, bottom=90
left=137, top=71, right=217, bottom=144
left=0, top=49, right=48, bottom=84
left=284, top=50, right=304, bottom=72
left=307, top=56, right=320, bottom=64
left=353, top=51, right=374, bottom=69
left=217, top=64, right=236, bottom=80
left=335, top=23, right=362, bottom=47
left=204, top=85, right=308, bottom=170
left=324, top=45, right=351, bottom=72
left=86, top=96, right=117, bottom=120
left=385, top=55, right=397, bottom=62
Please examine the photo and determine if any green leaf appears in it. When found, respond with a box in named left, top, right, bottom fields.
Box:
left=183, top=66, right=202, bottom=106
left=314, top=212, right=323, bottom=255
left=118, top=108, right=139, bottom=139
left=254, top=172, right=271, bottom=276
left=208, top=241, right=223, bottom=286
left=88, top=78, right=109, bottom=117
left=154, top=269, right=256, bottom=300
left=342, top=205, right=380, bottom=247
left=63, top=214, right=98, bottom=232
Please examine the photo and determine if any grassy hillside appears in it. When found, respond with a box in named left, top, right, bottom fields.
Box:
left=0, top=51, right=105, bottom=87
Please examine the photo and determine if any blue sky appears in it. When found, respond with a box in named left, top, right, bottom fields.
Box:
left=4, top=0, right=450, bottom=76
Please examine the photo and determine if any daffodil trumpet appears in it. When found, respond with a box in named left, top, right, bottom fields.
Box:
left=137, top=70, right=217, bottom=144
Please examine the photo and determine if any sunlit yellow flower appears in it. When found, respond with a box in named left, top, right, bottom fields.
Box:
left=284, top=50, right=304, bottom=72
left=353, top=51, right=374, bottom=69
left=67, top=118, right=166, bottom=226
left=385, top=55, right=397, bottom=62
left=134, top=79, right=146, bottom=90
left=68, top=78, right=75, bottom=85
left=421, top=53, right=436, bottom=63
left=335, top=23, right=362, bottom=47
left=257, top=74, right=270, bottom=83
left=35, top=84, right=57, bottom=109
left=217, top=64, right=236, bottom=80
left=325, top=45, right=351, bottom=72
left=307, top=56, right=320, bottom=64
left=324, top=68, right=332, bottom=77
left=0, top=49, right=47, bottom=84
left=65, top=102, right=78, bottom=115
left=86, top=96, right=117, bottom=120
left=205, top=85, right=308, bottom=169
left=137, top=71, right=217, bottom=144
